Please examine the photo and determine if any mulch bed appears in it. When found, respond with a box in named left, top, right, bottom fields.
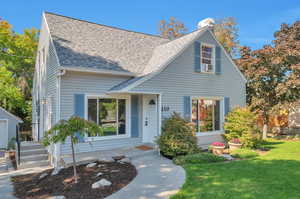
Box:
left=11, top=161, right=137, bottom=199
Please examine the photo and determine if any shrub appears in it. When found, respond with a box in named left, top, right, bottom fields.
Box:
left=173, top=152, right=226, bottom=165
left=224, top=107, right=261, bottom=148
left=7, top=137, right=16, bottom=150
left=230, top=148, right=258, bottom=159
left=156, top=112, right=200, bottom=158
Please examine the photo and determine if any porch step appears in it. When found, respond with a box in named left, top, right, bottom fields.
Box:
left=20, top=153, right=48, bottom=163
left=21, top=143, right=45, bottom=151
left=18, top=142, right=50, bottom=169
left=18, top=160, right=50, bottom=169
left=20, top=148, right=48, bottom=156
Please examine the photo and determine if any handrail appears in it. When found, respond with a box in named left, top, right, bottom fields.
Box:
left=16, top=125, right=20, bottom=166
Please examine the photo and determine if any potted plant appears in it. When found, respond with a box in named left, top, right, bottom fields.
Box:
left=228, top=138, right=242, bottom=150
left=211, top=142, right=225, bottom=155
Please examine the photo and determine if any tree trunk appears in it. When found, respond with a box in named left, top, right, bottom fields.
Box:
left=262, top=112, right=269, bottom=139
left=70, top=136, right=78, bottom=183
left=263, top=124, right=268, bottom=139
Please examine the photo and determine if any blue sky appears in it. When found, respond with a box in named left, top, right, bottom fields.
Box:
left=2, top=0, right=300, bottom=49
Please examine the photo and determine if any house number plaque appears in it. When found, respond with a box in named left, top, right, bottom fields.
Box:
left=161, top=106, right=170, bottom=112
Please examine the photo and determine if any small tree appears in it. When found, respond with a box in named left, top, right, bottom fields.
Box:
left=43, top=116, right=103, bottom=183
left=224, top=107, right=261, bottom=148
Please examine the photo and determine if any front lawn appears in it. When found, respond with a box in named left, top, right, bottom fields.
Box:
left=171, top=140, right=300, bottom=199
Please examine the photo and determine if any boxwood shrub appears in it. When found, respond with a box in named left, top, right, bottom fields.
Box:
left=156, top=112, right=200, bottom=158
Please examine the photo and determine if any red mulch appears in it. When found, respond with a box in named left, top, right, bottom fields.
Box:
left=11, top=161, right=137, bottom=199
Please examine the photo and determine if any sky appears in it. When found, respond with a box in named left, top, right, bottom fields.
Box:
left=2, top=0, right=300, bottom=50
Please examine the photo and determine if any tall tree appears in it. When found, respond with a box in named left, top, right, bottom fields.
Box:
left=236, top=21, right=300, bottom=138
left=0, top=65, right=25, bottom=114
left=0, top=18, right=38, bottom=128
left=0, top=20, right=38, bottom=99
left=158, top=17, right=188, bottom=40
left=158, top=17, right=239, bottom=56
left=214, top=17, right=239, bottom=57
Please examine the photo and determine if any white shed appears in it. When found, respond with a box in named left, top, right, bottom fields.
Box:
left=0, top=107, right=23, bottom=149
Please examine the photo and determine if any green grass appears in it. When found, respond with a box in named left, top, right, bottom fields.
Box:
left=230, top=148, right=259, bottom=159
left=171, top=140, right=300, bottom=199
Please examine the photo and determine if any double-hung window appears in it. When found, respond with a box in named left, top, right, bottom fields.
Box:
left=191, top=98, right=220, bottom=133
left=201, top=44, right=214, bottom=73
left=87, top=97, right=127, bottom=136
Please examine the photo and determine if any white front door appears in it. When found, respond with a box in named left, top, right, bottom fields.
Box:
left=142, top=95, right=158, bottom=143
left=0, top=120, right=8, bottom=149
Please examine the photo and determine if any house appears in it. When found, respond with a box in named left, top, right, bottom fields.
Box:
left=0, top=107, right=23, bottom=149
left=32, top=12, right=246, bottom=166
left=288, top=104, right=300, bottom=130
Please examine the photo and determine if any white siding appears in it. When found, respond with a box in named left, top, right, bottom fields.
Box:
left=60, top=71, right=142, bottom=154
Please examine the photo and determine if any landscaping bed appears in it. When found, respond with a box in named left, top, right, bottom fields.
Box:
left=11, top=161, right=137, bottom=199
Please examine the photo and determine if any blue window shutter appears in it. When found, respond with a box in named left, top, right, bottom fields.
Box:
left=224, top=97, right=230, bottom=116
left=215, top=46, right=221, bottom=75
left=183, top=96, right=191, bottom=121
left=194, top=41, right=201, bottom=72
left=131, top=95, right=139, bottom=138
left=74, top=94, right=85, bottom=142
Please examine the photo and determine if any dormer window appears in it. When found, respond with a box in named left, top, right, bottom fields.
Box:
left=201, top=44, right=214, bottom=73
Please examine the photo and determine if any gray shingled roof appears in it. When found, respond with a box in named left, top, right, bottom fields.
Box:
left=109, top=28, right=207, bottom=92
left=45, top=12, right=169, bottom=74
left=44, top=12, right=210, bottom=92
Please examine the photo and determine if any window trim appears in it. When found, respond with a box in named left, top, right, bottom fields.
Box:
left=200, top=43, right=215, bottom=74
left=190, top=96, right=224, bottom=136
left=84, top=94, right=131, bottom=141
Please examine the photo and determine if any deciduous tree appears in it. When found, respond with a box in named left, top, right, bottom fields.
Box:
left=236, top=21, right=300, bottom=138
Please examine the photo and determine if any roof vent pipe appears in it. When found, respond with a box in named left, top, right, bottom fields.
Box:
left=197, top=18, right=215, bottom=30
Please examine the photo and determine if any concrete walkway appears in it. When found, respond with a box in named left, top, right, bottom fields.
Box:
left=107, top=154, right=186, bottom=199
left=0, top=153, right=185, bottom=199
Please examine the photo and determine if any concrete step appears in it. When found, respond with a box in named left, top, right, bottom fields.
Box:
left=18, top=160, right=50, bottom=169
left=21, top=144, right=45, bottom=151
left=20, top=153, right=48, bottom=163
left=20, top=148, right=48, bottom=156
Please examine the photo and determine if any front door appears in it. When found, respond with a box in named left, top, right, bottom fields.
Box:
left=142, top=95, right=158, bottom=143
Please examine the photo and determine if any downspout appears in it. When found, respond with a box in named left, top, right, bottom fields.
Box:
left=53, top=69, right=66, bottom=168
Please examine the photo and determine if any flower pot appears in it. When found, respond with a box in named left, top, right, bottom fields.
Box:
left=212, top=146, right=225, bottom=155
left=228, top=142, right=242, bottom=151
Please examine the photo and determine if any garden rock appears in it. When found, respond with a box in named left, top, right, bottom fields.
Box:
left=39, top=173, right=48, bottom=180
left=86, top=162, right=97, bottom=168
left=120, top=157, right=131, bottom=163
left=111, top=169, right=119, bottom=173
left=98, top=157, right=114, bottom=162
left=92, top=179, right=112, bottom=188
left=219, top=154, right=234, bottom=161
left=47, top=196, right=65, bottom=199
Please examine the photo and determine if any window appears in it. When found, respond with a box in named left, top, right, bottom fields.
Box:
left=87, top=98, right=126, bottom=136
left=192, top=98, right=220, bottom=133
left=201, top=44, right=214, bottom=72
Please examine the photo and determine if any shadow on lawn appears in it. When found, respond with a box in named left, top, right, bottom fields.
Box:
left=173, top=158, right=300, bottom=199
